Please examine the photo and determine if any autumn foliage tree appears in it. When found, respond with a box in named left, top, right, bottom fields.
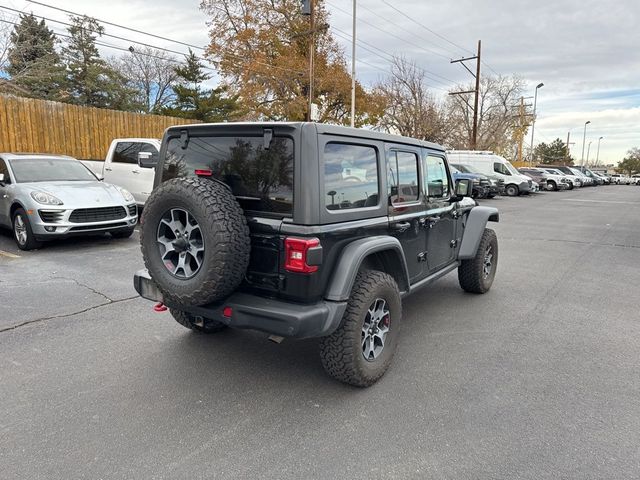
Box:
left=200, top=0, right=382, bottom=125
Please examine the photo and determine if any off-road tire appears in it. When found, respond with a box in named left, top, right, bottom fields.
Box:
left=141, top=177, right=250, bottom=307
left=458, top=228, right=498, bottom=294
left=12, top=208, right=42, bottom=250
left=505, top=184, right=519, bottom=196
left=319, top=270, right=402, bottom=387
left=170, top=308, right=228, bottom=333
left=110, top=228, right=135, bottom=239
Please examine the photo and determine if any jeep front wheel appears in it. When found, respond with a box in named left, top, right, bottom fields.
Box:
left=458, top=228, right=498, bottom=294
left=319, top=270, right=401, bottom=387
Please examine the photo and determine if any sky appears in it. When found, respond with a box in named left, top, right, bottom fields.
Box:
left=2, top=0, right=639, bottom=164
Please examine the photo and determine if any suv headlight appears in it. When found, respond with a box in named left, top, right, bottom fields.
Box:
left=31, top=191, right=63, bottom=205
left=116, top=186, right=135, bottom=202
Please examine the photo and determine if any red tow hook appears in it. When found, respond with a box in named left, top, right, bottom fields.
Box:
left=153, top=302, right=168, bottom=312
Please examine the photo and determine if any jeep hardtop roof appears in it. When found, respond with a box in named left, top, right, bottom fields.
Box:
left=162, top=122, right=445, bottom=152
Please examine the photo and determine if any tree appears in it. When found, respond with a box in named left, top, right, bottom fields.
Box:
left=534, top=138, right=573, bottom=165
left=617, top=148, right=640, bottom=174
left=5, top=13, right=66, bottom=100
left=163, top=49, right=241, bottom=121
left=374, top=56, right=449, bottom=143
left=110, top=46, right=179, bottom=114
left=445, top=75, right=525, bottom=155
left=200, top=0, right=382, bottom=125
left=62, top=15, right=133, bottom=109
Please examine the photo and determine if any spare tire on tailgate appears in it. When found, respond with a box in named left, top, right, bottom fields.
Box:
left=140, top=177, right=250, bottom=307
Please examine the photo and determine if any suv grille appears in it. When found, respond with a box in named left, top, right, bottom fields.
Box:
left=39, top=210, right=65, bottom=223
left=69, top=206, right=126, bottom=223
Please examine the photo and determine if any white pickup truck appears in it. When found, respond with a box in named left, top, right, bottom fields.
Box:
left=82, top=138, right=160, bottom=207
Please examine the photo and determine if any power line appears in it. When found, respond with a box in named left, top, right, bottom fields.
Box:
left=332, top=25, right=455, bottom=88
left=1, top=7, right=306, bottom=77
left=356, top=2, right=463, bottom=59
left=378, top=0, right=500, bottom=76
left=327, top=0, right=452, bottom=62
left=24, top=0, right=206, bottom=51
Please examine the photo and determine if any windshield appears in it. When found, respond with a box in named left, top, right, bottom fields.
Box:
left=449, top=165, right=460, bottom=173
left=9, top=158, right=97, bottom=183
left=504, top=161, right=520, bottom=175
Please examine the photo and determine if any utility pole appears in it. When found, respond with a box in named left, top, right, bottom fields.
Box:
left=529, top=82, right=544, bottom=166
left=350, top=0, right=356, bottom=128
left=517, top=97, right=525, bottom=163
left=308, top=0, right=315, bottom=122
left=596, top=136, right=603, bottom=166
left=450, top=40, right=481, bottom=149
left=581, top=120, right=590, bottom=166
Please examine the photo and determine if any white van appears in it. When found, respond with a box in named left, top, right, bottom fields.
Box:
left=446, top=150, right=532, bottom=197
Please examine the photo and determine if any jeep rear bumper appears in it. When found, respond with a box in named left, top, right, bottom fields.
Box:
left=134, top=269, right=347, bottom=339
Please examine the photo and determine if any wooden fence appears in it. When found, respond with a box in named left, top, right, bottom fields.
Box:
left=0, top=95, right=196, bottom=161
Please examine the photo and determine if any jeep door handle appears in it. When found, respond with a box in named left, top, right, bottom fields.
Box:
left=132, top=169, right=140, bottom=174
left=427, top=216, right=441, bottom=228
left=104, top=167, right=112, bottom=171
left=392, top=222, right=411, bottom=232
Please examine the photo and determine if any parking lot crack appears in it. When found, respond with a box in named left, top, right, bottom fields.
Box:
left=0, top=296, right=139, bottom=333
left=49, top=276, right=114, bottom=303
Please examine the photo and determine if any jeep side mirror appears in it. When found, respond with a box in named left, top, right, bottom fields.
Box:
left=138, top=151, right=158, bottom=169
left=454, top=178, right=471, bottom=198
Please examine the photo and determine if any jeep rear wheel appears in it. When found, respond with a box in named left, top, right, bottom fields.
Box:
left=141, top=178, right=250, bottom=307
left=170, top=308, right=228, bottom=333
left=319, top=270, right=401, bottom=387
left=458, top=228, right=498, bottom=294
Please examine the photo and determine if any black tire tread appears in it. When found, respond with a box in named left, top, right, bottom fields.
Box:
left=140, top=178, right=250, bottom=307
left=458, top=228, right=498, bottom=294
left=13, top=208, right=42, bottom=250
left=319, top=270, right=401, bottom=387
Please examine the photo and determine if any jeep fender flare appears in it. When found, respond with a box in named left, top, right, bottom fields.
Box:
left=325, top=236, right=410, bottom=302
left=458, top=206, right=499, bottom=260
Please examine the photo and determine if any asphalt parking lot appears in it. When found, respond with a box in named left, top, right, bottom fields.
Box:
left=1, top=186, right=639, bottom=479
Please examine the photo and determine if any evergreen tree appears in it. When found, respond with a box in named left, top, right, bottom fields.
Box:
left=534, top=138, right=573, bottom=165
left=62, top=15, right=133, bottom=109
left=164, top=49, right=241, bottom=121
left=6, top=13, right=66, bottom=100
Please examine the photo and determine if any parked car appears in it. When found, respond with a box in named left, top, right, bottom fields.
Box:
left=81, top=138, right=160, bottom=207
left=133, top=122, right=500, bottom=387
left=593, top=172, right=611, bottom=184
left=0, top=154, right=138, bottom=250
left=610, top=173, right=631, bottom=185
left=632, top=175, right=640, bottom=185
left=518, top=168, right=553, bottom=191
left=450, top=163, right=505, bottom=197
left=541, top=165, right=584, bottom=187
left=573, top=166, right=604, bottom=185
left=447, top=150, right=532, bottom=196
left=449, top=165, right=489, bottom=199
left=538, top=167, right=577, bottom=189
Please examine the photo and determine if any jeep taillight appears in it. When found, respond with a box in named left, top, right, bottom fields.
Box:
left=284, top=237, right=320, bottom=273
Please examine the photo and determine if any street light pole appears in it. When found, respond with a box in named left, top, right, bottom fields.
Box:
left=586, top=141, right=592, bottom=166
left=350, top=0, right=356, bottom=128
left=581, top=120, right=591, bottom=166
left=529, top=82, right=544, bottom=166
left=595, top=136, right=604, bottom=166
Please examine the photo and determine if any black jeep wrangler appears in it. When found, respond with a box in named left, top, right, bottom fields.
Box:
left=134, top=122, right=499, bottom=387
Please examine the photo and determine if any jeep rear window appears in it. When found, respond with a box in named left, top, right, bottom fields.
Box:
left=162, top=135, right=294, bottom=215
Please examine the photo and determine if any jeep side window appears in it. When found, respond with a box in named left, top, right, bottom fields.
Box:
left=424, top=155, right=449, bottom=198
left=388, top=151, right=419, bottom=204
left=494, top=162, right=511, bottom=175
left=324, top=143, right=379, bottom=210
